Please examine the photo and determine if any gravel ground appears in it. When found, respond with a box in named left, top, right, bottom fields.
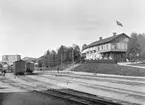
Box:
left=0, top=74, right=80, bottom=105
left=1, top=72, right=145, bottom=105
left=0, top=91, right=78, bottom=105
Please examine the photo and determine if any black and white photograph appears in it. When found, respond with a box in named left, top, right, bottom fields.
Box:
left=0, top=0, right=145, bottom=105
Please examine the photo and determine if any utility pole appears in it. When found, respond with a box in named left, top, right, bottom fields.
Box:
left=72, top=43, right=76, bottom=70
left=61, top=53, right=63, bottom=70
left=72, top=48, right=74, bottom=70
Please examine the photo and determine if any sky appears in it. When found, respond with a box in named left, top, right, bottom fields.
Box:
left=0, top=0, right=145, bottom=59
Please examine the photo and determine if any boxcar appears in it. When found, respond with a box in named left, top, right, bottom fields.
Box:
left=26, top=62, right=34, bottom=73
left=13, top=60, right=26, bottom=75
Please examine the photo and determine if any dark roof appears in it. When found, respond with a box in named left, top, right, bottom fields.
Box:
left=85, top=33, right=129, bottom=49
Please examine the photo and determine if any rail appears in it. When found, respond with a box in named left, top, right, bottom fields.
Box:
left=1, top=77, right=122, bottom=105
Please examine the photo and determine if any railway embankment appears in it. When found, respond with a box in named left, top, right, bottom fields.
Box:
left=72, top=63, right=145, bottom=77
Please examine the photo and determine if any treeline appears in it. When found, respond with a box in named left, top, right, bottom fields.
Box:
left=127, top=33, right=145, bottom=61
left=37, top=44, right=81, bottom=68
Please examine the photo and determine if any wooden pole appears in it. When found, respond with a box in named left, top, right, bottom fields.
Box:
left=61, top=54, right=63, bottom=70
left=72, top=48, right=74, bottom=70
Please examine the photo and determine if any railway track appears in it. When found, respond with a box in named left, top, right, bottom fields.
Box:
left=28, top=74, right=144, bottom=105
left=37, top=89, right=122, bottom=105
left=36, top=76, right=145, bottom=96
left=21, top=76, right=141, bottom=105
left=0, top=77, right=122, bottom=105
left=39, top=74, right=145, bottom=96
left=45, top=72, right=145, bottom=85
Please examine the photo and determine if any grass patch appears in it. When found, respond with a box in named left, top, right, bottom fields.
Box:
left=72, top=63, right=145, bottom=77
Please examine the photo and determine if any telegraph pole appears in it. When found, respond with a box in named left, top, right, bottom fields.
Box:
left=72, top=47, right=74, bottom=70
left=61, top=53, right=63, bottom=70
left=72, top=43, right=76, bottom=71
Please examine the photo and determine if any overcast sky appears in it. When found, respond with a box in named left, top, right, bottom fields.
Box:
left=0, top=0, right=145, bottom=59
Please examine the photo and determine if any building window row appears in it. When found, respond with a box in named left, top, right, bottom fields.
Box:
left=85, top=44, right=110, bottom=54
left=112, top=43, right=127, bottom=50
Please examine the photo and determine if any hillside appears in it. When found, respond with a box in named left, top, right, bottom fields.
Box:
left=72, top=63, right=145, bottom=76
left=22, top=57, right=37, bottom=62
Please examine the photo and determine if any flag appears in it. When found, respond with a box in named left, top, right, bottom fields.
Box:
left=116, top=20, right=123, bottom=27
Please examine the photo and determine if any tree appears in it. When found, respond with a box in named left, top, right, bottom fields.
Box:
left=37, top=43, right=81, bottom=69
left=38, top=56, right=45, bottom=67
left=82, top=44, right=87, bottom=51
left=73, top=45, right=81, bottom=62
left=127, top=33, right=141, bottom=61
left=38, top=60, right=43, bottom=67
left=49, top=50, right=57, bottom=67
left=44, top=50, right=51, bottom=67
left=67, top=47, right=73, bottom=61
left=56, top=45, right=67, bottom=65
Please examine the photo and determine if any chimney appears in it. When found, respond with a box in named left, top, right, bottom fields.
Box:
left=113, top=32, right=116, bottom=36
left=99, top=37, right=102, bottom=40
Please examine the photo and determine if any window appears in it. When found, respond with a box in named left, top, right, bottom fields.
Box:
left=106, top=44, right=108, bottom=50
left=115, top=43, right=120, bottom=49
left=124, top=43, right=127, bottom=49
left=122, top=43, right=123, bottom=49
left=95, top=47, right=98, bottom=51
left=114, top=44, right=117, bottom=49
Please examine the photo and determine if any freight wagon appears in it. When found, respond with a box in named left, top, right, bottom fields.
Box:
left=13, top=60, right=26, bottom=75
left=25, top=62, right=34, bottom=73
left=13, top=60, right=34, bottom=75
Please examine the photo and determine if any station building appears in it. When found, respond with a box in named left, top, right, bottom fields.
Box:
left=82, top=33, right=130, bottom=62
left=2, top=55, right=21, bottom=65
